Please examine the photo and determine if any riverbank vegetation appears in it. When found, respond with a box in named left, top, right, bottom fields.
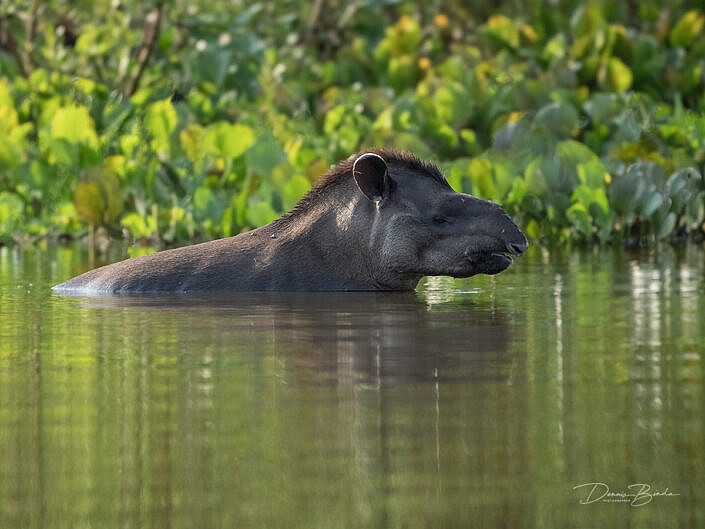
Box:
left=1, top=0, right=704, bottom=248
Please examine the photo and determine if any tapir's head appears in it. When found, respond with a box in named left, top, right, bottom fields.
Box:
left=351, top=150, right=528, bottom=289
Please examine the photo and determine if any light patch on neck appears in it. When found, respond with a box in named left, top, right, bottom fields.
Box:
left=335, top=197, right=357, bottom=231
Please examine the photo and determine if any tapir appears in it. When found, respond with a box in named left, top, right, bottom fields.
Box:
left=53, top=149, right=528, bottom=293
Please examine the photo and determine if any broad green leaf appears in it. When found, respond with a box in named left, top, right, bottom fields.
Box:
left=0, top=192, right=23, bottom=234
left=526, top=219, right=541, bottom=240
left=684, top=191, right=705, bottom=228
left=337, top=126, right=361, bottom=154
left=460, top=129, right=479, bottom=154
left=194, top=186, right=213, bottom=212
left=247, top=197, right=278, bottom=227
left=51, top=105, right=99, bottom=148
left=641, top=192, right=664, bottom=219
left=121, top=212, right=157, bottom=238
left=506, top=178, right=527, bottom=205
left=180, top=124, right=204, bottom=163
left=543, top=33, right=567, bottom=63
left=0, top=105, right=29, bottom=168
left=570, top=3, right=605, bottom=37
left=50, top=201, right=80, bottom=234
left=324, top=105, right=346, bottom=134
left=600, top=57, right=633, bottom=93
left=372, top=108, right=394, bottom=132
left=534, top=102, right=579, bottom=138
left=394, top=16, right=421, bottom=53
left=572, top=184, right=609, bottom=214
left=388, top=55, right=416, bottom=92
left=202, top=122, right=255, bottom=160
left=434, top=123, right=459, bottom=150
left=468, top=158, right=494, bottom=199
left=0, top=79, right=12, bottom=107
left=492, top=160, right=517, bottom=200
left=609, top=170, right=646, bottom=216
left=524, top=157, right=547, bottom=195
left=558, top=139, right=595, bottom=161
left=577, top=159, right=609, bottom=188
left=445, top=166, right=464, bottom=193
left=282, top=174, right=310, bottom=211
left=73, top=181, right=103, bottom=225
left=670, top=10, right=705, bottom=48
left=284, top=137, right=303, bottom=166
left=655, top=212, right=677, bottom=239
left=120, top=133, right=140, bottom=157
left=73, top=169, right=122, bottom=226
left=584, top=93, right=621, bottom=126
left=144, top=99, right=177, bottom=154
left=566, top=203, right=591, bottom=237
left=481, top=14, right=519, bottom=49
left=246, top=133, right=287, bottom=178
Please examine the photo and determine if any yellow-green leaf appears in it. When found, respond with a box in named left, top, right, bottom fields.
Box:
left=73, top=169, right=123, bottom=226
left=468, top=158, right=494, bottom=199
left=670, top=10, right=705, bottom=48
left=202, top=122, right=255, bottom=160
left=144, top=99, right=177, bottom=154
left=605, top=57, right=633, bottom=93
left=121, top=212, right=157, bottom=238
left=73, top=181, right=103, bottom=225
left=0, top=79, right=12, bottom=107
left=51, top=105, right=99, bottom=148
left=0, top=192, right=23, bottom=233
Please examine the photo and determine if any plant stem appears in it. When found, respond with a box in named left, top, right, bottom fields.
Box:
left=124, top=3, right=164, bottom=98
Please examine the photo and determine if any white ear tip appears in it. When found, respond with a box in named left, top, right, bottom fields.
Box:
left=355, top=153, right=385, bottom=162
left=353, top=153, right=387, bottom=173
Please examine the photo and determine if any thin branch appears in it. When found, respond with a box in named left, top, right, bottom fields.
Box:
left=0, top=16, right=28, bottom=77
left=124, top=2, right=163, bottom=98
left=305, top=0, right=324, bottom=44
left=337, top=2, right=358, bottom=30
left=24, top=0, right=40, bottom=71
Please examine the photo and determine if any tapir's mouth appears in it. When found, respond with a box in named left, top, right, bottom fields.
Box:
left=445, top=233, right=527, bottom=278
left=491, top=251, right=515, bottom=262
left=471, top=252, right=513, bottom=275
left=464, top=239, right=525, bottom=276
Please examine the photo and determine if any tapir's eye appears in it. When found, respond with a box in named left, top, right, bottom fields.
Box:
left=432, top=215, right=448, bottom=225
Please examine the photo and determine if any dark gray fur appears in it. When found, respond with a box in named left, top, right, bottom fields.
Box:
left=53, top=149, right=528, bottom=294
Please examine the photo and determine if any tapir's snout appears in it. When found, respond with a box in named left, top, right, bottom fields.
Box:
left=479, top=199, right=528, bottom=256
left=505, top=233, right=528, bottom=257
left=458, top=198, right=528, bottom=276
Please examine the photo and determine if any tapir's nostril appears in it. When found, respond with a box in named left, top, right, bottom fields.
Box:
left=507, top=240, right=528, bottom=257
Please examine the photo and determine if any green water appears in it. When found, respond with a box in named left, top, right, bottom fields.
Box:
left=1, top=244, right=703, bottom=529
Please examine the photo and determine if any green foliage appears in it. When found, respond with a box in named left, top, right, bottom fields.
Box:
left=0, top=1, right=705, bottom=247
left=0, top=191, right=24, bottom=242
left=73, top=167, right=123, bottom=226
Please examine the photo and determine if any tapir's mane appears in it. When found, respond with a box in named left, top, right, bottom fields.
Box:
left=278, top=149, right=447, bottom=222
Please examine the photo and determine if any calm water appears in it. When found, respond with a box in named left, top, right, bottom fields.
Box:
left=1, top=243, right=704, bottom=529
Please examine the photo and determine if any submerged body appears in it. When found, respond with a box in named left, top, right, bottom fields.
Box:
left=55, top=220, right=392, bottom=292
left=54, top=149, right=527, bottom=294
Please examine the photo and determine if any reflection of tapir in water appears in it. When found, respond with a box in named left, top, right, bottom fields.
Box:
left=268, top=293, right=517, bottom=385
left=88, top=292, right=517, bottom=384
left=54, top=149, right=527, bottom=293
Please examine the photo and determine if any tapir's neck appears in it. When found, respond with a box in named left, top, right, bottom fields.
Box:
left=263, top=182, right=415, bottom=291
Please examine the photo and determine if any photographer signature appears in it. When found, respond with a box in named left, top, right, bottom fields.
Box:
left=573, top=482, right=680, bottom=506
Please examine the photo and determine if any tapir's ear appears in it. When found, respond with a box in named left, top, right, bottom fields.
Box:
left=353, top=153, right=390, bottom=202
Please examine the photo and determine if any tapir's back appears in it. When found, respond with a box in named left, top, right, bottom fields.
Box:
left=53, top=233, right=259, bottom=294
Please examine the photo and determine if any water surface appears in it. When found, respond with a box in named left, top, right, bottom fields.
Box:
left=1, top=244, right=703, bottom=528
